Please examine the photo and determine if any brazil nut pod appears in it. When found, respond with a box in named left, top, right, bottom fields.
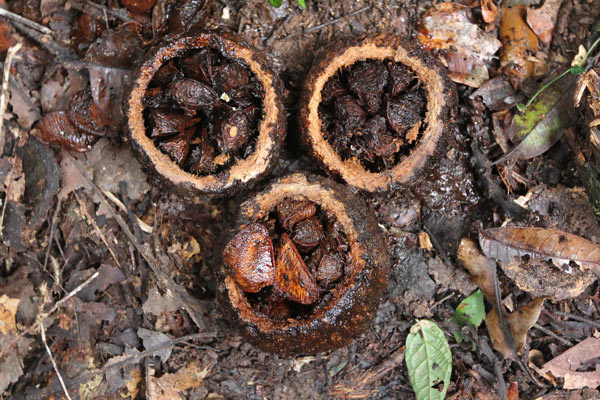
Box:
left=127, top=32, right=286, bottom=197
left=299, top=34, right=456, bottom=192
left=218, top=173, right=390, bottom=356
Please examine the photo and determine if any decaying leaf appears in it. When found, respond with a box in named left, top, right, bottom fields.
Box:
left=0, top=295, right=20, bottom=335
left=479, top=226, right=600, bottom=277
left=539, top=337, right=600, bottom=389
left=418, top=2, right=501, bottom=88
left=498, top=256, right=596, bottom=300
left=526, top=0, right=564, bottom=47
left=458, top=238, right=543, bottom=360
left=457, top=238, right=497, bottom=301
left=499, top=5, right=539, bottom=86
left=481, top=0, right=499, bottom=24
left=493, top=73, right=577, bottom=164
left=486, top=297, right=544, bottom=358
left=148, top=360, right=212, bottom=400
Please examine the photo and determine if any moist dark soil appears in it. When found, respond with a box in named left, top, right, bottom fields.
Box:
left=1, top=0, right=600, bottom=399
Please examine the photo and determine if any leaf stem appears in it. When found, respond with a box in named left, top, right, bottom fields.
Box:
left=518, top=33, right=600, bottom=111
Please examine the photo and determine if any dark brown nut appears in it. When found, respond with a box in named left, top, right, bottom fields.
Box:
left=218, top=173, right=390, bottom=356
left=127, top=33, right=286, bottom=197
left=36, top=111, right=99, bottom=153
left=317, top=254, right=344, bottom=286
left=222, top=223, right=275, bottom=293
left=275, top=233, right=319, bottom=305
left=299, top=34, right=456, bottom=192
left=166, top=78, right=219, bottom=109
left=291, top=217, right=323, bottom=251
left=276, top=199, right=317, bottom=231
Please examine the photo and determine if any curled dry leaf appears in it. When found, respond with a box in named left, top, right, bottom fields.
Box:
left=222, top=223, right=275, bottom=293
left=486, top=297, right=545, bottom=359
left=275, top=233, right=319, bottom=305
left=481, top=0, right=499, bottom=24
left=479, top=226, right=600, bottom=277
left=499, top=5, right=539, bottom=87
left=539, top=337, right=600, bottom=389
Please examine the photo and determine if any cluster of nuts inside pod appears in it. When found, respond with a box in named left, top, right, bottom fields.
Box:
left=127, top=32, right=286, bottom=197
left=299, top=33, right=456, bottom=192
left=218, top=174, right=390, bottom=356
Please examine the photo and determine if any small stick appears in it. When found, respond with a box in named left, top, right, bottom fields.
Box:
left=533, top=323, right=574, bottom=347
left=303, top=6, right=370, bottom=35
left=0, top=7, right=53, bottom=35
left=84, top=0, right=132, bottom=23
left=46, top=271, right=100, bottom=316
left=553, top=310, right=600, bottom=329
left=40, top=322, right=73, bottom=400
left=0, top=43, right=22, bottom=153
left=43, top=199, right=62, bottom=272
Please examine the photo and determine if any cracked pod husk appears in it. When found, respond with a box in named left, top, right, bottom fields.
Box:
left=217, top=173, right=390, bottom=356
left=127, top=32, right=286, bottom=197
left=299, top=33, right=456, bottom=192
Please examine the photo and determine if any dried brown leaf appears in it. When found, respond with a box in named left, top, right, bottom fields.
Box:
left=457, top=238, right=497, bottom=301
left=486, top=298, right=544, bottom=358
left=499, top=5, right=539, bottom=86
left=481, top=0, right=499, bottom=24
left=526, top=0, right=563, bottom=47
left=0, top=295, right=20, bottom=334
left=479, top=227, right=600, bottom=277
left=148, top=360, right=212, bottom=400
left=540, top=337, right=600, bottom=389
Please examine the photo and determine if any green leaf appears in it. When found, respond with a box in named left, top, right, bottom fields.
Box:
left=570, top=65, right=584, bottom=75
left=406, top=320, right=452, bottom=400
left=451, top=290, right=485, bottom=328
left=493, top=74, right=578, bottom=165
left=297, top=0, right=306, bottom=8
left=269, top=0, right=283, bottom=7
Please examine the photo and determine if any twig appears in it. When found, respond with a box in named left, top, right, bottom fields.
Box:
left=471, top=142, right=528, bottom=218
left=10, top=21, right=76, bottom=61
left=46, top=271, right=100, bottom=316
left=84, top=0, right=132, bottom=22
left=43, top=199, right=62, bottom=272
left=40, top=322, right=73, bottom=400
left=64, top=152, right=208, bottom=329
left=552, top=310, right=600, bottom=329
left=533, top=323, right=574, bottom=347
left=74, top=192, right=122, bottom=269
left=0, top=7, right=53, bottom=35
left=329, top=346, right=405, bottom=398
left=0, top=43, right=22, bottom=153
left=303, top=5, right=370, bottom=35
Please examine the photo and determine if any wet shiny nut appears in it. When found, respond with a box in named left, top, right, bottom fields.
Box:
left=299, top=33, right=456, bottom=192
left=218, top=173, right=390, bottom=356
left=127, top=32, right=286, bottom=197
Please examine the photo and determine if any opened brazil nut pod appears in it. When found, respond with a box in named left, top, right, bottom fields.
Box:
left=299, top=34, right=456, bottom=192
left=127, top=32, right=286, bottom=197
left=218, top=173, right=390, bottom=356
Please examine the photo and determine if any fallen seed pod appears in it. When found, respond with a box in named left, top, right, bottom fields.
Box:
left=127, top=32, right=286, bottom=197
left=218, top=173, right=390, bottom=356
left=299, top=34, right=456, bottom=192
